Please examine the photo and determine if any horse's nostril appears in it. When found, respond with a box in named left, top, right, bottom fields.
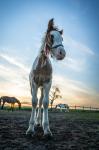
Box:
left=60, top=51, right=62, bottom=55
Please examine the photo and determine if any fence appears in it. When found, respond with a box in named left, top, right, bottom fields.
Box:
left=69, top=105, right=99, bottom=111
left=2, top=103, right=99, bottom=111
left=51, top=105, right=99, bottom=111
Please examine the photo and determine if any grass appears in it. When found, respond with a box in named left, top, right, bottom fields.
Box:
left=65, top=111, right=99, bottom=120
left=1, top=106, right=99, bottom=121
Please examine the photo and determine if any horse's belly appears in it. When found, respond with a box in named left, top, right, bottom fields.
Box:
left=34, top=74, right=52, bottom=86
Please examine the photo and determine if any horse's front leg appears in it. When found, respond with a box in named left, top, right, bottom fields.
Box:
left=36, top=87, right=43, bottom=126
left=26, top=83, right=38, bottom=136
left=42, top=81, right=52, bottom=136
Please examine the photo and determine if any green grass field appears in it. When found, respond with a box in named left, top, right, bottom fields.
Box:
left=1, top=105, right=99, bottom=121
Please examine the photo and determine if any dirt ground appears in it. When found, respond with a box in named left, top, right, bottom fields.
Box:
left=0, top=110, right=99, bottom=150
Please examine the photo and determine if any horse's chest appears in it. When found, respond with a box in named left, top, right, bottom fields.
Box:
left=32, top=59, right=52, bottom=86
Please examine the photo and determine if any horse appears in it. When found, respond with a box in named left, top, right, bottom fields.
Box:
left=26, top=18, right=66, bottom=137
left=0, top=96, right=21, bottom=111
left=56, top=104, right=69, bottom=112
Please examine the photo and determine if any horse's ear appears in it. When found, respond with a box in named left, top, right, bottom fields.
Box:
left=48, top=18, right=54, bottom=31
left=59, top=29, right=63, bottom=35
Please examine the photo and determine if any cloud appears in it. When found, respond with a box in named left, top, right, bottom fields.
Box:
left=0, top=75, right=30, bottom=99
left=0, top=41, right=97, bottom=106
left=0, top=53, right=30, bottom=73
left=0, top=53, right=98, bottom=107
left=64, top=36, right=94, bottom=55
left=57, top=36, right=95, bottom=73
left=60, top=57, right=85, bottom=72
left=0, top=54, right=30, bottom=98
left=0, top=63, right=28, bottom=82
left=52, top=74, right=99, bottom=107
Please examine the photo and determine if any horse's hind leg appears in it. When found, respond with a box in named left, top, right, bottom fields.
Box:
left=26, top=82, right=38, bottom=136
left=36, top=87, right=43, bottom=126
left=1, top=102, right=5, bottom=109
left=11, top=104, right=14, bottom=111
left=11, top=103, right=14, bottom=111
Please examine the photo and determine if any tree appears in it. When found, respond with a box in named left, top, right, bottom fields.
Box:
left=49, top=86, right=62, bottom=110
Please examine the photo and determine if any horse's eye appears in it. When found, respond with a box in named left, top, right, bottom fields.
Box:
left=51, top=35, right=54, bottom=40
left=51, top=35, right=54, bottom=44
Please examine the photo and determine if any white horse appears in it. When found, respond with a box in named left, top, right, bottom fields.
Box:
left=26, top=19, right=66, bottom=137
left=56, top=104, right=69, bottom=112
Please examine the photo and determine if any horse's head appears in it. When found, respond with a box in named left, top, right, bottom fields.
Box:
left=14, top=98, right=21, bottom=110
left=18, top=101, right=21, bottom=110
left=45, top=18, right=66, bottom=60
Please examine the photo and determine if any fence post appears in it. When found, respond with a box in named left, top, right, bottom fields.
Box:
left=90, top=106, right=91, bottom=111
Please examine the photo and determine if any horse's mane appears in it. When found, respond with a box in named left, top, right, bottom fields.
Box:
left=38, top=18, right=61, bottom=55
left=39, top=33, right=46, bottom=53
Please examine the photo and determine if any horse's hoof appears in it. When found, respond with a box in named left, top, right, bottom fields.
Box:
left=26, top=130, right=32, bottom=136
left=43, top=132, right=53, bottom=140
left=26, top=130, right=36, bottom=137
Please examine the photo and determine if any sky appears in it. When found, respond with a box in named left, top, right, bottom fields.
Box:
left=0, top=0, right=99, bottom=107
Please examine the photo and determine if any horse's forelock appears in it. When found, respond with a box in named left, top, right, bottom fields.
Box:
left=47, top=18, right=59, bottom=33
left=48, top=18, right=54, bottom=32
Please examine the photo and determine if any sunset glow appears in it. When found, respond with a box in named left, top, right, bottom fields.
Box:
left=0, top=0, right=99, bottom=107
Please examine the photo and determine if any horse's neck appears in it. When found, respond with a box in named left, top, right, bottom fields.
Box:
left=16, top=100, right=20, bottom=104
left=33, top=49, right=51, bottom=70
left=32, top=33, right=52, bottom=74
left=38, top=33, right=51, bottom=57
left=39, top=34, right=46, bottom=54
